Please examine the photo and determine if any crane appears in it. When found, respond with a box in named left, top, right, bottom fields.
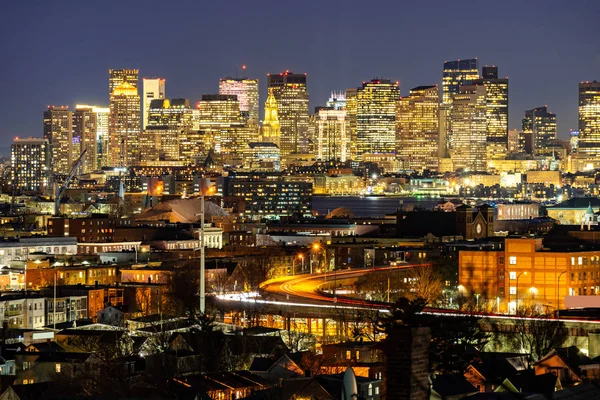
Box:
left=54, top=149, right=87, bottom=216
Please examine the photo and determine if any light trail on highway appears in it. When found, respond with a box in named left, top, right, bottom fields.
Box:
left=214, top=264, right=600, bottom=326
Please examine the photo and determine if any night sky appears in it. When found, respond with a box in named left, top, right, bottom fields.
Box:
left=1, top=0, right=599, bottom=153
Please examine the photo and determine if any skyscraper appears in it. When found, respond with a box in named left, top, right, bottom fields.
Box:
left=11, top=137, right=50, bottom=194
left=315, top=107, right=348, bottom=161
left=577, top=81, right=600, bottom=158
left=267, top=72, right=310, bottom=162
left=440, top=59, right=479, bottom=159
left=507, top=129, right=522, bottom=154
left=356, top=79, right=400, bottom=158
left=219, top=77, right=259, bottom=123
left=396, top=85, right=440, bottom=172
left=326, top=91, right=346, bottom=110
left=197, top=94, right=254, bottom=161
left=109, top=82, right=141, bottom=167
left=442, top=59, right=480, bottom=104
left=109, top=69, right=139, bottom=94
left=73, top=105, right=99, bottom=173
left=345, top=88, right=358, bottom=161
left=522, top=106, right=557, bottom=155
left=145, top=98, right=193, bottom=161
left=449, top=85, right=487, bottom=172
left=43, top=105, right=73, bottom=175
left=142, top=78, right=166, bottom=130
left=261, top=91, right=281, bottom=147
left=474, top=66, right=509, bottom=160
left=94, top=106, right=109, bottom=168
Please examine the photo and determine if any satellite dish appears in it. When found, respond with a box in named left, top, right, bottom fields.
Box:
left=342, top=367, right=358, bottom=400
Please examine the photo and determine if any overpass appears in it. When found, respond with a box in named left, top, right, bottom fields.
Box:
left=213, top=266, right=600, bottom=354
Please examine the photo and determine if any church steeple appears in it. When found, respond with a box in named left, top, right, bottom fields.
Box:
left=261, top=90, right=280, bottom=147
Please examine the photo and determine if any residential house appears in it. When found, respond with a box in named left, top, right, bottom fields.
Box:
left=14, top=351, right=98, bottom=385
left=249, top=354, right=304, bottom=380
left=321, top=341, right=385, bottom=379
left=464, top=352, right=527, bottom=392
left=535, top=346, right=600, bottom=385
left=431, top=374, right=478, bottom=400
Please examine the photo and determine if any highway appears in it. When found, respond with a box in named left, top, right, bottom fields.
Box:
left=259, top=266, right=409, bottom=308
left=214, top=265, right=600, bottom=339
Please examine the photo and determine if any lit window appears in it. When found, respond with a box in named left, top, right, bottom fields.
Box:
left=509, top=272, right=516, bottom=280
left=346, top=350, right=351, bottom=360
left=509, top=256, right=517, bottom=265
left=56, top=363, right=61, bottom=373
left=579, top=257, right=583, bottom=265
left=509, top=287, right=516, bottom=295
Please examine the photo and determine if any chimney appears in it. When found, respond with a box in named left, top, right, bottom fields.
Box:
left=1, top=321, right=7, bottom=347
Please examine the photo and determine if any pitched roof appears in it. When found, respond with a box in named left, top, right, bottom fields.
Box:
left=467, top=352, right=526, bottom=384
left=24, top=342, right=65, bottom=353
left=553, top=380, right=600, bottom=399
left=551, top=197, right=600, bottom=209
left=136, top=197, right=227, bottom=223
left=432, top=373, right=478, bottom=397
left=280, top=377, right=334, bottom=400
left=249, top=357, right=275, bottom=372
left=536, top=346, right=594, bottom=376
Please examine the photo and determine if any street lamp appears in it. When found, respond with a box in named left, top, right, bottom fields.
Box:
left=312, top=243, right=328, bottom=281
left=292, top=254, right=305, bottom=276
left=195, top=193, right=206, bottom=316
left=516, top=271, right=528, bottom=311
left=556, top=271, right=567, bottom=315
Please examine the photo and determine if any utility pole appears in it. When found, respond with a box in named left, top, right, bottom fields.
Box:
left=387, top=277, right=390, bottom=303
left=53, top=271, right=57, bottom=330
left=199, top=194, right=206, bottom=315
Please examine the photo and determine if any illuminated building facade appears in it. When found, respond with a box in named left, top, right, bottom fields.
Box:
left=109, top=69, right=138, bottom=94
left=244, top=142, right=281, bottom=171
left=442, top=59, right=479, bottom=105
left=219, top=77, right=259, bottom=123
left=43, top=105, right=73, bottom=175
left=507, top=129, right=521, bottom=154
left=577, top=81, right=600, bottom=157
left=11, top=138, right=50, bottom=194
left=146, top=98, right=193, bottom=161
left=345, top=88, right=358, bottom=160
left=570, top=130, right=580, bottom=153
left=109, top=82, right=141, bottom=167
left=197, top=94, right=256, bottom=162
left=474, top=66, right=508, bottom=160
left=326, top=91, right=346, bottom=110
left=315, top=107, right=347, bottom=161
left=522, top=106, right=557, bottom=155
left=73, top=105, right=105, bottom=173
left=261, top=91, right=281, bottom=147
left=267, top=72, right=310, bottom=162
left=459, top=238, right=600, bottom=312
left=396, top=85, right=440, bottom=172
left=222, top=177, right=312, bottom=218
left=441, top=59, right=479, bottom=159
left=142, top=78, right=166, bottom=130
left=75, top=105, right=110, bottom=169
left=356, top=79, right=400, bottom=159
left=449, top=85, right=487, bottom=172
left=94, top=107, right=109, bottom=168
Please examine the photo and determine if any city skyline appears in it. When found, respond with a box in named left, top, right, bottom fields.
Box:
left=1, top=1, right=599, bottom=149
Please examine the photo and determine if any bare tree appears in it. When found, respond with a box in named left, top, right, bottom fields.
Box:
left=407, top=265, right=444, bottom=305
left=282, top=320, right=316, bottom=353
left=500, top=304, right=568, bottom=365
left=164, top=265, right=200, bottom=319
